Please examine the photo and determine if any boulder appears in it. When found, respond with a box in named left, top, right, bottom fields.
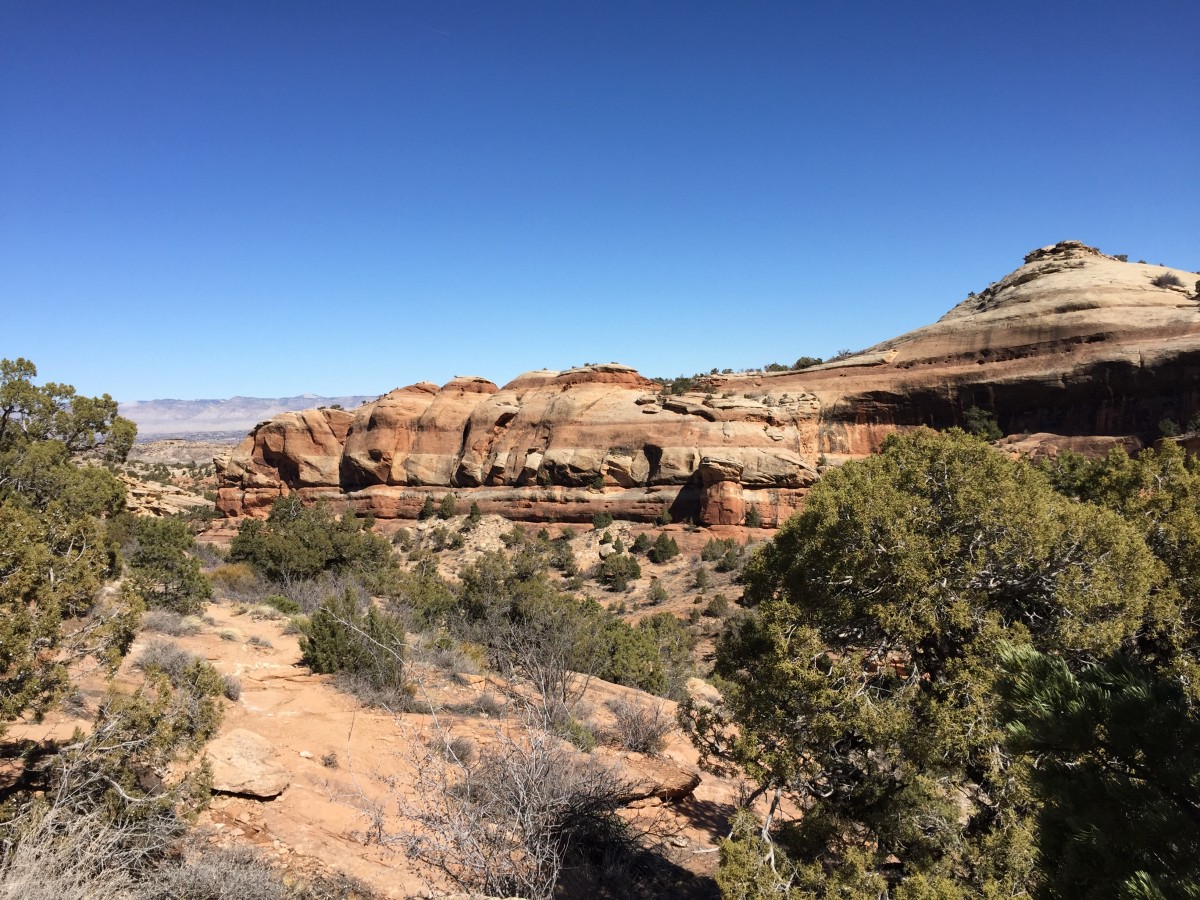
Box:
left=206, top=728, right=291, bottom=799
left=616, top=754, right=702, bottom=804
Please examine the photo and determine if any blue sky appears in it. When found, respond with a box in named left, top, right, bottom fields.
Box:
left=2, top=1, right=1197, bottom=401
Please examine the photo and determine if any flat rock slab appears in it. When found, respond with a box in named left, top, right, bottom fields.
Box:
left=206, top=727, right=291, bottom=798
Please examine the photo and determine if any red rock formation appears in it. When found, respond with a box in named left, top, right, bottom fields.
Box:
left=217, top=244, right=1200, bottom=525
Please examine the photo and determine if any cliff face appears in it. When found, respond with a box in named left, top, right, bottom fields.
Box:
left=216, top=243, right=1200, bottom=525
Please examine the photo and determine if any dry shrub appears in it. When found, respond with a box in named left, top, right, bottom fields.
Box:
left=190, top=540, right=226, bottom=570
left=444, top=735, right=477, bottom=765
left=281, top=572, right=368, bottom=615
left=222, top=675, right=242, bottom=701
left=140, top=845, right=285, bottom=900
left=141, top=610, right=200, bottom=637
left=207, top=563, right=265, bottom=600
left=0, top=807, right=136, bottom=900
left=411, top=640, right=482, bottom=676
left=401, top=723, right=636, bottom=900
left=134, top=639, right=195, bottom=685
left=445, top=692, right=506, bottom=718
left=2, top=820, right=377, bottom=900
left=606, top=697, right=672, bottom=755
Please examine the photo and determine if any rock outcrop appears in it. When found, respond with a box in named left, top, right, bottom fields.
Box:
left=217, top=244, right=1200, bottom=525
left=120, top=473, right=213, bottom=518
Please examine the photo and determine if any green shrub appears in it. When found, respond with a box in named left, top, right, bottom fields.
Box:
left=438, top=493, right=457, bottom=519
left=603, top=620, right=665, bottom=694
left=299, top=589, right=406, bottom=691
left=129, top=517, right=212, bottom=614
left=963, top=406, right=1003, bottom=441
left=418, top=496, right=436, bottom=520
left=428, top=525, right=450, bottom=551
left=701, top=428, right=1167, bottom=895
left=557, top=716, right=598, bottom=753
left=639, top=612, right=694, bottom=699
left=598, top=611, right=694, bottom=698
left=646, top=580, right=669, bottom=605
left=631, top=533, right=651, bottom=554
left=263, top=594, right=301, bottom=615
left=715, top=545, right=742, bottom=573
left=598, top=553, right=641, bottom=591
left=592, top=511, right=614, bottom=530
left=703, top=593, right=730, bottom=618
left=550, top=540, right=577, bottom=574
left=500, top=524, right=526, bottom=547
left=229, top=496, right=396, bottom=588
left=647, top=533, right=679, bottom=564
left=701, top=537, right=738, bottom=562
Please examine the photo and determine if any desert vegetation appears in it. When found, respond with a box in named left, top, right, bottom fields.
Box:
left=684, top=429, right=1200, bottom=896
left=0, top=359, right=256, bottom=898
left=1151, top=271, right=1184, bottom=288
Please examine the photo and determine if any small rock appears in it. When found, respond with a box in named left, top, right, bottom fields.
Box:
left=298, top=750, right=313, bottom=759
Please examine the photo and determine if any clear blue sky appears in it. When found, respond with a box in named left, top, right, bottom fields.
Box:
left=3, top=1, right=1197, bottom=401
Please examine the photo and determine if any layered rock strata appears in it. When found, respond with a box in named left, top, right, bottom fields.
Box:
left=217, top=243, right=1200, bottom=525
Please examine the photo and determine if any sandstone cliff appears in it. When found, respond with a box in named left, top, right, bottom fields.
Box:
left=217, top=243, right=1200, bottom=525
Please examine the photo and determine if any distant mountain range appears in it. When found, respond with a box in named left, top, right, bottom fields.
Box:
left=120, top=394, right=376, bottom=441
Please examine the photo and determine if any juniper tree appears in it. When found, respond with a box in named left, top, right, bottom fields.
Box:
left=684, top=429, right=1168, bottom=897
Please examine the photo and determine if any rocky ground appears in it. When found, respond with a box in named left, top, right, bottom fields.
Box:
left=12, top=511, right=770, bottom=898
left=128, top=438, right=238, bottom=468
left=113, top=440, right=230, bottom=517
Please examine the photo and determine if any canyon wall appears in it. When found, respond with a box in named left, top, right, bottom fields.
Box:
left=217, top=243, right=1200, bottom=525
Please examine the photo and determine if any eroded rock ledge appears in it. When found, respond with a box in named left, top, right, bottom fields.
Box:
left=217, top=244, right=1200, bottom=525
